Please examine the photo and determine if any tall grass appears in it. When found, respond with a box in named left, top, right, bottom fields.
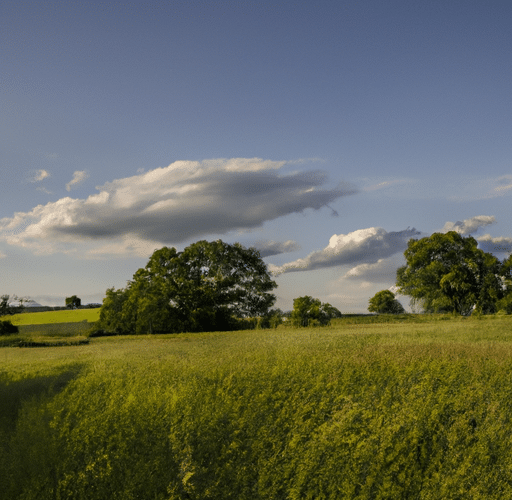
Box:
left=2, top=317, right=512, bottom=498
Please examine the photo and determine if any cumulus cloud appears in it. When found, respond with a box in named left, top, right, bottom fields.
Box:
left=270, top=227, right=420, bottom=275
left=253, top=240, right=300, bottom=258
left=441, top=215, right=496, bottom=235
left=66, top=170, right=89, bottom=191
left=476, top=234, right=512, bottom=255
left=0, top=158, right=356, bottom=256
left=30, top=169, right=50, bottom=182
left=343, top=255, right=405, bottom=283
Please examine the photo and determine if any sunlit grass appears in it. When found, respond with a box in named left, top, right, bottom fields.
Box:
left=1, top=307, right=100, bottom=326
left=2, top=316, right=512, bottom=499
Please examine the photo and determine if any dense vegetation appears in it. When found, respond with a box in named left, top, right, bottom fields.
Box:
left=368, top=290, right=405, bottom=314
left=397, top=231, right=512, bottom=315
left=290, top=295, right=342, bottom=326
left=98, top=240, right=277, bottom=334
left=3, top=316, right=512, bottom=499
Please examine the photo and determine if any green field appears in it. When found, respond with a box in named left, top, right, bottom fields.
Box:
left=2, top=307, right=101, bottom=326
left=2, top=316, right=512, bottom=498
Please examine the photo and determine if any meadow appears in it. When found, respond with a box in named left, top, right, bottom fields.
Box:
left=0, top=308, right=100, bottom=347
left=4, top=307, right=101, bottom=325
left=2, top=315, right=512, bottom=498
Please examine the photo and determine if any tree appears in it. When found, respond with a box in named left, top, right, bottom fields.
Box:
left=0, top=295, right=28, bottom=316
left=98, top=240, right=277, bottom=334
left=256, top=308, right=284, bottom=329
left=65, top=295, right=81, bottom=309
left=396, top=232, right=506, bottom=315
left=368, top=290, right=405, bottom=314
left=291, top=296, right=342, bottom=327
left=496, top=254, right=512, bottom=314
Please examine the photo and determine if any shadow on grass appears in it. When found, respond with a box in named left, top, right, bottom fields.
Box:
left=0, top=364, right=83, bottom=496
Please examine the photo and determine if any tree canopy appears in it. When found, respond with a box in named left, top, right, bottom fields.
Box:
left=99, top=240, right=277, bottom=334
left=65, top=295, right=81, bottom=309
left=290, top=296, right=342, bottom=327
left=368, top=290, right=405, bottom=314
left=0, top=295, right=28, bottom=316
left=396, top=232, right=511, bottom=315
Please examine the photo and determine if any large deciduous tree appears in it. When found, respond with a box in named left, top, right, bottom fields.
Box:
left=396, top=232, right=506, bottom=315
left=99, top=240, right=277, bottom=334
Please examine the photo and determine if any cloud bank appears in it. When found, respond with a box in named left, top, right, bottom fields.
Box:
left=254, top=240, right=300, bottom=258
left=476, top=234, right=512, bottom=254
left=0, top=158, right=355, bottom=256
left=441, top=215, right=496, bottom=235
left=270, top=227, right=420, bottom=275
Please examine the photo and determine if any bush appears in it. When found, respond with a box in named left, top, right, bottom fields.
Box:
left=368, top=290, right=405, bottom=314
left=291, top=296, right=342, bottom=327
left=0, top=320, right=19, bottom=335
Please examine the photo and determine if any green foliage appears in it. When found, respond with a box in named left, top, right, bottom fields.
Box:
left=3, top=318, right=512, bottom=498
left=368, top=290, right=405, bottom=314
left=497, top=292, right=512, bottom=315
left=291, top=296, right=342, bottom=327
left=256, top=308, right=284, bottom=329
left=0, top=320, right=18, bottom=335
left=98, top=240, right=277, bottom=334
left=65, top=295, right=81, bottom=309
left=397, top=231, right=507, bottom=315
left=0, top=295, right=27, bottom=316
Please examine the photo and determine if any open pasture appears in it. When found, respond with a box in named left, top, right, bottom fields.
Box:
left=1, top=307, right=101, bottom=326
left=2, top=316, right=512, bottom=499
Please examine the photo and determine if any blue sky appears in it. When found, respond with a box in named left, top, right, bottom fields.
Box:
left=1, top=0, right=512, bottom=312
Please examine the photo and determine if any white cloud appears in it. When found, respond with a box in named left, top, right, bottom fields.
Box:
left=0, top=251, right=6, bottom=259
left=270, top=227, right=419, bottom=275
left=476, top=234, right=512, bottom=255
left=0, top=158, right=356, bottom=257
left=30, top=169, right=50, bottom=182
left=344, top=255, right=404, bottom=283
left=254, top=240, right=300, bottom=257
left=441, top=215, right=496, bottom=235
left=66, top=170, right=89, bottom=191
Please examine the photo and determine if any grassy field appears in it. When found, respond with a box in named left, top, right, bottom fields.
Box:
left=2, top=316, right=512, bottom=498
left=1, top=307, right=101, bottom=326
left=0, top=308, right=101, bottom=347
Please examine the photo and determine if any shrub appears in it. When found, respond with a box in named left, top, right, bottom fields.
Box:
left=0, top=320, right=19, bottom=335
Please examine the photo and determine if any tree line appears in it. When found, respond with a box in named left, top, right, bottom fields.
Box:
left=369, top=231, right=512, bottom=315
left=96, top=240, right=342, bottom=335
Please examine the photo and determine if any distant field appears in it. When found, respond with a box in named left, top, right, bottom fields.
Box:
left=3, top=315, right=512, bottom=499
left=1, top=308, right=100, bottom=326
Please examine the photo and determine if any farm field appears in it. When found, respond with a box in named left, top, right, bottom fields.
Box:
left=2, top=316, right=512, bottom=498
left=2, top=307, right=101, bottom=326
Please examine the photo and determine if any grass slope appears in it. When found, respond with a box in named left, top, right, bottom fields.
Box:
left=2, top=316, right=512, bottom=499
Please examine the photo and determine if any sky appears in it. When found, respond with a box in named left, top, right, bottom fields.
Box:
left=1, top=0, right=512, bottom=312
